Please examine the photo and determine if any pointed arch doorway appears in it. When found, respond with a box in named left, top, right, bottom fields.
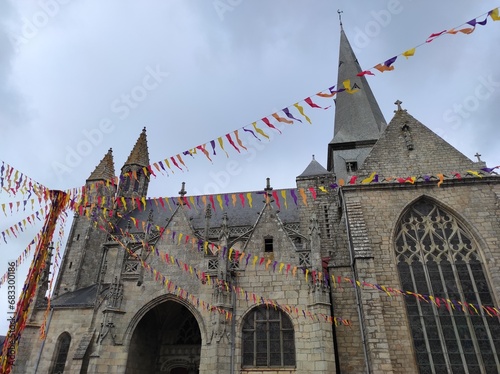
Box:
left=125, top=300, right=201, bottom=374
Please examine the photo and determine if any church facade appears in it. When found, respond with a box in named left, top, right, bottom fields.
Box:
left=13, top=28, right=500, bottom=374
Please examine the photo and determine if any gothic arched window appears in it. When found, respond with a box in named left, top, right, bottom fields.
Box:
left=123, top=170, right=132, bottom=192
left=50, top=332, right=71, bottom=374
left=242, top=306, right=295, bottom=368
left=395, top=199, right=500, bottom=373
left=133, top=170, right=141, bottom=192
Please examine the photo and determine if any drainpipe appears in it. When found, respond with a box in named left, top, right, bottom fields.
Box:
left=340, top=188, right=371, bottom=374
left=327, top=266, right=342, bottom=374
left=34, top=307, right=54, bottom=373
left=230, top=271, right=237, bottom=374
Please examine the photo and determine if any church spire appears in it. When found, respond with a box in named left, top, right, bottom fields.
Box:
left=118, top=127, right=151, bottom=200
left=87, top=148, right=115, bottom=182
left=327, top=25, right=387, bottom=180
left=124, top=127, right=150, bottom=167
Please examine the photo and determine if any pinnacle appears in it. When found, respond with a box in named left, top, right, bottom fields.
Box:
left=124, top=127, right=150, bottom=167
left=87, top=148, right=115, bottom=181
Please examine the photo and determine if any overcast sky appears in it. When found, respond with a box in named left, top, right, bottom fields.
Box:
left=1, top=0, right=499, bottom=335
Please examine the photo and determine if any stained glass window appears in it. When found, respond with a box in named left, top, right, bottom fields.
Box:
left=395, top=199, right=500, bottom=373
left=242, top=306, right=295, bottom=367
left=51, top=332, right=71, bottom=374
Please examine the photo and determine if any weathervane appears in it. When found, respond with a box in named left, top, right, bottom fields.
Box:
left=337, top=9, right=343, bottom=27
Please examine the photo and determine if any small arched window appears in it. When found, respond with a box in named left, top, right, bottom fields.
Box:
left=51, top=332, right=71, bottom=374
left=395, top=199, right=500, bottom=373
left=122, top=170, right=132, bottom=192
left=242, top=305, right=295, bottom=368
left=133, top=170, right=141, bottom=192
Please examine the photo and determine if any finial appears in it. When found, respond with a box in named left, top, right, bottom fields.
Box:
left=312, top=154, right=315, bottom=161
left=178, top=182, right=187, bottom=197
left=142, top=126, right=146, bottom=133
left=337, top=9, right=343, bottom=27
left=264, top=177, right=273, bottom=193
left=394, top=100, right=405, bottom=112
left=475, top=152, right=482, bottom=162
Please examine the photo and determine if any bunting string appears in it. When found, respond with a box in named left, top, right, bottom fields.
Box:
left=0, top=205, right=50, bottom=245
left=0, top=160, right=49, bottom=199
left=0, top=232, right=43, bottom=289
left=69, top=166, right=500, bottom=216
left=97, top=206, right=500, bottom=320
left=0, top=191, right=69, bottom=374
left=0, top=198, right=45, bottom=216
left=55, top=7, right=500, bottom=198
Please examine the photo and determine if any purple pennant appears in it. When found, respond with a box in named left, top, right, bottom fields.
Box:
left=182, top=150, right=194, bottom=158
left=290, top=189, right=298, bottom=205
left=373, top=174, right=379, bottom=183
left=282, top=107, right=302, bottom=123
left=2, top=232, right=6, bottom=243
left=328, top=85, right=336, bottom=93
left=423, top=175, right=431, bottom=182
left=0, top=161, right=4, bottom=188
left=224, top=194, right=229, bottom=207
left=243, top=127, right=260, bottom=140
left=467, top=19, right=477, bottom=27
left=272, top=261, right=278, bottom=272
left=222, top=247, right=227, bottom=258
left=245, top=253, right=251, bottom=266
left=210, top=140, right=217, bottom=155
left=478, top=15, right=488, bottom=25
left=329, top=183, right=338, bottom=190
left=384, top=56, right=397, bottom=67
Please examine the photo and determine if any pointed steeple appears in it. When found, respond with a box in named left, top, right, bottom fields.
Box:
left=118, top=128, right=151, bottom=200
left=124, top=127, right=150, bottom=167
left=87, top=148, right=115, bottom=182
left=297, top=155, right=331, bottom=179
left=327, top=26, right=387, bottom=180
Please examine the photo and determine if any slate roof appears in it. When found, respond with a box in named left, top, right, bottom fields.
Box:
left=87, top=148, right=115, bottom=182
left=51, top=284, right=98, bottom=308
left=358, top=109, right=480, bottom=178
left=297, top=156, right=331, bottom=179
left=115, top=188, right=301, bottom=232
left=329, top=28, right=387, bottom=145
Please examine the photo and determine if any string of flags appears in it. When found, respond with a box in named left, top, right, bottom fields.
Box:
left=1, top=198, right=45, bottom=216
left=66, top=166, right=500, bottom=217
left=0, top=205, right=50, bottom=245
left=40, top=210, right=69, bottom=339
left=367, top=8, right=500, bottom=75
left=51, top=7, right=499, bottom=196
left=0, top=191, right=69, bottom=373
left=0, top=232, right=43, bottom=289
left=0, top=9, right=499, bottom=366
left=89, top=207, right=500, bottom=320
left=0, top=160, right=49, bottom=199
left=80, top=208, right=352, bottom=327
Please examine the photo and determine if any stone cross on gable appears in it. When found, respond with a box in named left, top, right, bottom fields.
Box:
left=475, top=152, right=482, bottom=162
left=394, top=100, right=404, bottom=112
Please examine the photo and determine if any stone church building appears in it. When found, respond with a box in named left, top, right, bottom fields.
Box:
left=13, top=27, right=500, bottom=373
